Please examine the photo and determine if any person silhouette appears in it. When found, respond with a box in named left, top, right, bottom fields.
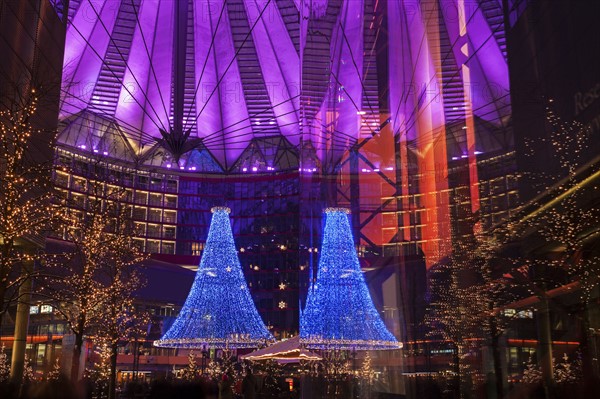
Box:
left=242, top=368, right=259, bottom=399
left=218, top=373, right=234, bottom=399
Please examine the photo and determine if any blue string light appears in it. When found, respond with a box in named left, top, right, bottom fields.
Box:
left=154, top=207, right=274, bottom=349
left=300, top=208, right=400, bottom=350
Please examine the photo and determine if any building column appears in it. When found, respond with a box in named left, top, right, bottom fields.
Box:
left=10, top=259, right=33, bottom=386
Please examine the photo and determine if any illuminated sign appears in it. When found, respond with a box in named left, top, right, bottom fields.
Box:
left=40, top=305, right=53, bottom=314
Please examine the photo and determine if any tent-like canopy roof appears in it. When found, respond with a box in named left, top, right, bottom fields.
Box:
left=240, top=336, right=322, bottom=363
left=57, top=0, right=511, bottom=171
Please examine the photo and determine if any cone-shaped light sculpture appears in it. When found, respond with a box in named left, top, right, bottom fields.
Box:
left=300, top=208, right=400, bottom=350
left=154, top=207, right=273, bottom=348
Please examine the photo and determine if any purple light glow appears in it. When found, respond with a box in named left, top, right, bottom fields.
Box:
left=59, top=0, right=510, bottom=169
left=244, top=0, right=299, bottom=144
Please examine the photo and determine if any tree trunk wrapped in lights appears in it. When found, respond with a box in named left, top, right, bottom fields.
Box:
left=154, top=207, right=273, bottom=349
left=0, top=88, right=59, bottom=385
left=41, top=182, right=147, bottom=384
left=300, top=208, right=400, bottom=350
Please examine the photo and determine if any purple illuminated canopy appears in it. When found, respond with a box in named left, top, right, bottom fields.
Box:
left=59, top=0, right=510, bottom=172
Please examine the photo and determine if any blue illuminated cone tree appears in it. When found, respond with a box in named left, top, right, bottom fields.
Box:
left=154, top=207, right=273, bottom=348
left=300, top=208, right=400, bottom=350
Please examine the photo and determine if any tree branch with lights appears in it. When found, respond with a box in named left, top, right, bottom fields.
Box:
left=0, top=87, right=58, bottom=328
left=426, top=192, right=518, bottom=399
left=40, top=170, right=147, bottom=388
left=495, top=99, right=600, bottom=393
left=91, top=200, right=148, bottom=399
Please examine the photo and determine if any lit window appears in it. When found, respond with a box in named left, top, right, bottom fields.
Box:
left=192, top=242, right=204, bottom=255
left=40, top=305, right=53, bottom=314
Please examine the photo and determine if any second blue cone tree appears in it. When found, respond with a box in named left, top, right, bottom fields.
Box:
left=301, top=208, right=400, bottom=350
left=154, top=207, right=273, bottom=349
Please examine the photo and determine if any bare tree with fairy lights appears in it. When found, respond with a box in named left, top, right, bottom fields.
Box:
left=0, top=85, right=60, bottom=385
left=40, top=187, right=117, bottom=382
left=84, top=342, right=112, bottom=397
left=426, top=190, right=517, bottom=399
left=181, top=351, right=200, bottom=381
left=426, top=241, right=485, bottom=399
left=92, top=204, right=148, bottom=399
left=0, top=344, right=9, bottom=383
left=427, top=98, right=600, bottom=398
left=41, top=178, right=147, bottom=391
left=503, top=99, right=600, bottom=394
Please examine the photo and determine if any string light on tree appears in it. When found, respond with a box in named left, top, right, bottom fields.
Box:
left=47, top=358, right=62, bottom=381
left=360, top=352, right=375, bottom=384
left=516, top=101, right=600, bottom=387
left=22, top=355, right=34, bottom=384
left=521, top=355, right=542, bottom=385
left=300, top=208, right=400, bottom=350
left=360, top=351, right=376, bottom=398
left=206, top=349, right=241, bottom=383
left=0, top=88, right=60, bottom=328
left=42, top=187, right=148, bottom=390
left=155, top=207, right=274, bottom=349
left=554, top=353, right=582, bottom=384
left=181, top=351, right=199, bottom=381
left=322, top=350, right=353, bottom=382
left=84, top=343, right=111, bottom=395
left=425, top=223, right=506, bottom=398
left=0, top=344, right=9, bottom=382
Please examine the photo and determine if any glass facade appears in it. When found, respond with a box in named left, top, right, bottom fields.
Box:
left=48, top=0, right=518, bottom=384
left=1, top=0, right=597, bottom=397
